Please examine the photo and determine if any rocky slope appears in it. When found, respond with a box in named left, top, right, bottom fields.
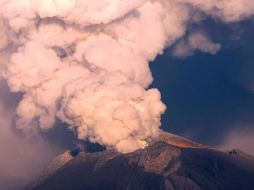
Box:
left=27, top=132, right=254, bottom=190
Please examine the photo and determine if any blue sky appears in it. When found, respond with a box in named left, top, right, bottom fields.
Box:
left=150, top=18, right=254, bottom=147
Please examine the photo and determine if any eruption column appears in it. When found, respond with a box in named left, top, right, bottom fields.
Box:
left=0, top=0, right=253, bottom=153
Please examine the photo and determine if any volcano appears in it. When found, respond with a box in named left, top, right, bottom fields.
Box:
left=27, top=132, right=254, bottom=190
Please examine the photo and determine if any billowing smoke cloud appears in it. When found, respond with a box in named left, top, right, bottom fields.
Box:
left=0, top=0, right=253, bottom=153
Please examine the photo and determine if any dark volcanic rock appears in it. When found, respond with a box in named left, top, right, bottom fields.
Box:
left=28, top=133, right=254, bottom=190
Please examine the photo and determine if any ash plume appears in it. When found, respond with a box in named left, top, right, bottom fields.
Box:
left=0, top=0, right=253, bottom=153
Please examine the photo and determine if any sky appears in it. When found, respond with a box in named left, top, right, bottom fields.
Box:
left=0, top=1, right=254, bottom=190
left=151, top=18, right=254, bottom=153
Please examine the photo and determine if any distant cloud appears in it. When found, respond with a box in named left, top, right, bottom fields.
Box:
left=172, top=32, right=221, bottom=58
left=0, top=79, right=60, bottom=190
left=218, top=128, right=254, bottom=156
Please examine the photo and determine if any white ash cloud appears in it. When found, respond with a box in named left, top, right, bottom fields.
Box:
left=0, top=0, right=253, bottom=153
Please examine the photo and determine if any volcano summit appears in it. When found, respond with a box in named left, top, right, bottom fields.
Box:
left=27, top=132, right=254, bottom=190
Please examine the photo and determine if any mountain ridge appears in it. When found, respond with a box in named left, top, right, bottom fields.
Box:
left=27, top=132, right=254, bottom=190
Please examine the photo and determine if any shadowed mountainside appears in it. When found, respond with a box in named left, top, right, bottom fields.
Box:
left=27, top=132, right=254, bottom=190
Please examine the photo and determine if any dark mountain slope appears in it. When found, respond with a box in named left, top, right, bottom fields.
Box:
left=28, top=133, right=254, bottom=190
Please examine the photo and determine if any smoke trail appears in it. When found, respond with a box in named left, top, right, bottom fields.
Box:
left=0, top=0, right=253, bottom=153
left=172, top=31, right=221, bottom=58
